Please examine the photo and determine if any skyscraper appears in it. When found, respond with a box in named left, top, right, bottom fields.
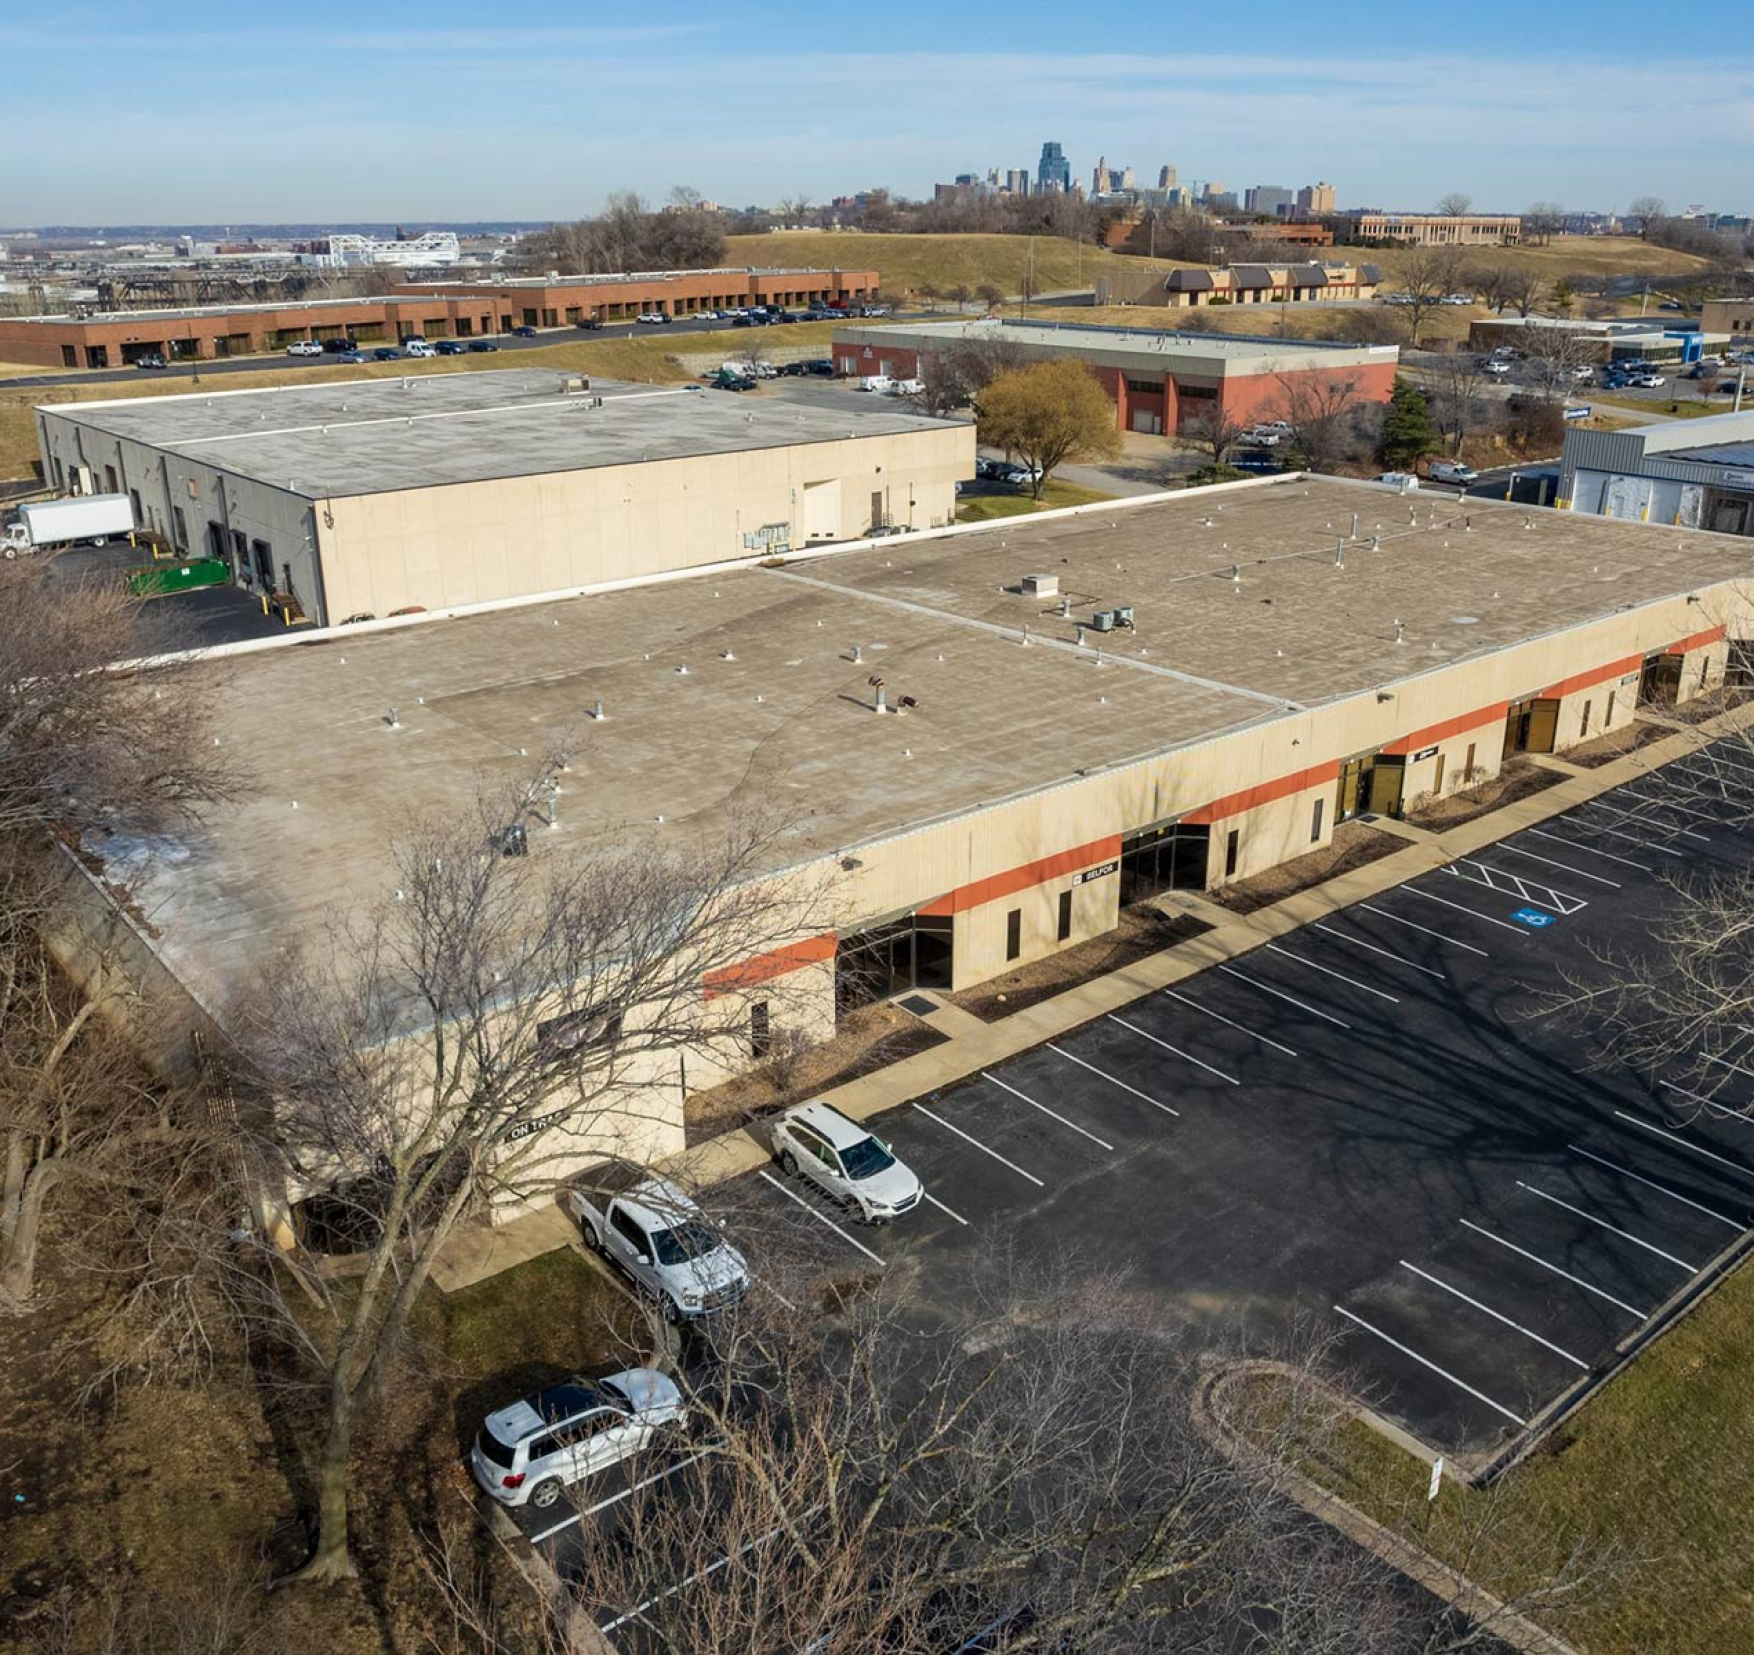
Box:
left=1296, top=181, right=1337, bottom=216
left=1092, top=156, right=1112, bottom=195
left=1158, top=164, right=1178, bottom=191
left=1244, top=184, right=1294, bottom=218
left=1118, top=165, right=1136, bottom=192
left=1038, top=140, right=1070, bottom=193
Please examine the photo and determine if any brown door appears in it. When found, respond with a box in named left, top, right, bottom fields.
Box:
left=1367, top=757, right=1406, bottom=815
left=1432, top=753, right=1446, bottom=797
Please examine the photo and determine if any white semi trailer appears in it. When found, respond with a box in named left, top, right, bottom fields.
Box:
left=1, top=493, right=136, bottom=558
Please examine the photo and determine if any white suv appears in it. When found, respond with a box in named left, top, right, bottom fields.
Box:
left=471, top=1368, right=686, bottom=1509
left=285, top=340, right=323, bottom=357
left=771, top=1100, right=923, bottom=1224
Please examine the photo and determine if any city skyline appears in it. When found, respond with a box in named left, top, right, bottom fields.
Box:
left=1, top=2, right=1744, bottom=222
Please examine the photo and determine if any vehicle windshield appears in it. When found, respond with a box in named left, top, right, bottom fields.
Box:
left=651, top=1219, right=722, bottom=1266
left=839, top=1135, right=896, bottom=1181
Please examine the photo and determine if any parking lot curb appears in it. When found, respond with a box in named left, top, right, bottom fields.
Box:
left=1192, top=1360, right=1583, bottom=1655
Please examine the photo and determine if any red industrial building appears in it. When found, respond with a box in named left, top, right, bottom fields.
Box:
left=831, top=318, right=1398, bottom=437
left=0, top=267, right=879, bottom=369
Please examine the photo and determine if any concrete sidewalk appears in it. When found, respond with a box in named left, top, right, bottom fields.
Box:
left=431, top=702, right=1753, bottom=1293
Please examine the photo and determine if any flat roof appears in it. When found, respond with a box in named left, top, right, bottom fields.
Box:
left=114, top=477, right=1754, bottom=1014
left=38, top=370, right=961, bottom=499
left=833, top=317, right=1395, bottom=377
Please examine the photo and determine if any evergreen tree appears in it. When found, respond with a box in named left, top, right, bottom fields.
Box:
left=1377, top=377, right=1440, bottom=470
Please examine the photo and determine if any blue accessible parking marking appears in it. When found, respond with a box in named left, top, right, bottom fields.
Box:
left=1511, top=907, right=1557, bottom=929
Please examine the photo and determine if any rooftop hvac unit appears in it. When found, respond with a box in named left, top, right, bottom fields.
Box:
left=560, top=375, right=591, bottom=394
left=1114, top=604, right=1134, bottom=627
left=1090, top=609, right=1116, bottom=633
left=1021, top=572, right=1059, bottom=598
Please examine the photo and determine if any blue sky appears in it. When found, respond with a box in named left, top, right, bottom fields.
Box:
left=3, top=1, right=1748, bottom=224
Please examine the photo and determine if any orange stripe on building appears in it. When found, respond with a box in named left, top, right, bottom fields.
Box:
left=1538, top=654, right=1643, bottom=701
left=918, top=835, right=1122, bottom=917
left=1665, top=624, right=1727, bottom=655
left=703, top=932, right=837, bottom=1000
left=1382, top=702, right=1511, bottom=757
left=1182, top=762, right=1340, bottom=827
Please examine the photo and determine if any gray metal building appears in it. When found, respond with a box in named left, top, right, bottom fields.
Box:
left=1561, top=409, right=1754, bottom=536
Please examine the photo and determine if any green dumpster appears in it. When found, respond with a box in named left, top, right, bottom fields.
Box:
left=125, top=558, right=228, bottom=598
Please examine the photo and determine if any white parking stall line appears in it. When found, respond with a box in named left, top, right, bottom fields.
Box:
left=1311, top=922, right=1445, bottom=979
left=1459, top=1219, right=1649, bottom=1318
left=1495, top=840, right=1621, bottom=889
left=1401, top=884, right=1529, bottom=935
left=1514, top=1181, right=1698, bottom=1272
left=1703, top=1052, right=1754, bottom=1085
left=923, top=1191, right=970, bottom=1227
left=1399, top=1261, right=1589, bottom=1371
left=1526, top=826, right=1652, bottom=874
left=912, top=1102, right=1047, bottom=1185
left=531, top=1446, right=720, bottom=1543
left=1265, top=943, right=1400, bottom=1004
left=1576, top=801, right=1706, bottom=847
left=756, top=1170, right=886, bottom=1266
left=1614, top=789, right=1731, bottom=828
left=983, top=1070, right=1117, bottom=1148
left=1359, top=901, right=1490, bottom=959
left=1614, top=1110, right=1754, bottom=1178
left=1442, top=858, right=1589, bottom=917
left=1047, top=1043, right=1182, bottom=1116
left=602, top=1503, right=826, bottom=1633
left=1567, top=1145, right=1747, bottom=1232
left=1218, top=965, right=1351, bottom=1028
left=1162, top=988, right=1298, bottom=1056
left=1332, top=1305, right=1528, bottom=1426
left=1675, top=752, right=1754, bottom=791
left=1562, top=814, right=1679, bottom=856
left=1659, top=1078, right=1753, bottom=1126
left=1107, top=1015, right=1241, bottom=1086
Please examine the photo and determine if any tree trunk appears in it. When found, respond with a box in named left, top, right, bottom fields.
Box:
left=0, top=1132, right=26, bottom=1245
left=288, top=1378, right=358, bottom=1583
left=0, top=1159, right=58, bottom=1309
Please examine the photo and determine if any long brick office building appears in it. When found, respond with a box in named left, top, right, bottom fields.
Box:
left=0, top=266, right=880, bottom=369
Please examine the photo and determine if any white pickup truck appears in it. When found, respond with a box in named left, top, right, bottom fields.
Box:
left=2, top=493, right=135, bottom=558
left=568, top=1162, right=750, bottom=1323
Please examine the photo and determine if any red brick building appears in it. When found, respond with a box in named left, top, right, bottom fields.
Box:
left=832, top=319, right=1399, bottom=437
left=0, top=267, right=879, bottom=369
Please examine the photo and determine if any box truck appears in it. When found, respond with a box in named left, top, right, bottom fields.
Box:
left=2, top=494, right=136, bottom=558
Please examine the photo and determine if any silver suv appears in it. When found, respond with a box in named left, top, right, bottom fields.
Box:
left=771, top=1100, right=924, bottom=1225
left=471, top=1368, right=686, bottom=1509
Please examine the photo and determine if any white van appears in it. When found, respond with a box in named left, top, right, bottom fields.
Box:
left=858, top=374, right=893, bottom=393
left=405, top=340, right=437, bottom=358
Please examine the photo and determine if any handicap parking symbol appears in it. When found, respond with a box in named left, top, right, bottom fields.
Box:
left=1511, top=907, right=1557, bottom=929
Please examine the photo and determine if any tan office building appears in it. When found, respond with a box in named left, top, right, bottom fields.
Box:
left=1342, top=213, right=1522, bottom=247
left=55, top=476, right=1750, bottom=1223
left=34, top=370, right=973, bottom=625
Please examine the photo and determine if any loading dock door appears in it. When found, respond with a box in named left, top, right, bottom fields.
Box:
left=802, top=479, right=841, bottom=540
left=1503, top=698, right=1559, bottom=754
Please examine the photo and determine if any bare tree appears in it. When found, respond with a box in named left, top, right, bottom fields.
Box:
left=1436, top=192, right=1474, bottom=217
left=1524, top=203, right=1565, bottom=246
left=1182, top=403, right=1256, bottom=465
left=1393, top=247, right=1469, bottom=347
left=975, top=283, right=1004, bottom=313
left=1426, top=351, right=1492, bottom=458
left=1624, top=196, right=1666, bottom=236
left=0, top=564, right=236, bottom=1309
left=226, top=788, right=831, bottom=1584
left=1270, top=374, right=1367, bottom=474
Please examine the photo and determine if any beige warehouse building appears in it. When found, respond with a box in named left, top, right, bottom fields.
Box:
left=33, top=370, right=972, bottom=626
left=54, top=475, right=1754, bottom=1225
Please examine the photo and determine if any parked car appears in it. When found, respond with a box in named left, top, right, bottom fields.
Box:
left=636, top=312, right=671, bottom=325
left=404, top=341, right=437, bottom=357
left=435, top=340, right=466, bottom=355
left=886, top=377, right=925, bottom=395
left=511, top=324, right=538, bottom=337
left=285, top=340, right=323, bottom=357
left=372, top=347, right=401, bottom=361
left=857, top=374, right=893, bottom=393
left=1658, top=301, right=1683, bottom=312
left=467, top=339, right=499, bottom=353
left=133, top=353, right=168, bottom=370
left=805, top=358, right=836, bottom=376
left=568, top=1162, right=750, bottom=1322
left=1241, top=427, right=1282, bottom=446
left=337, top=350, right=366, bottom=363
left=321, top=338, right=354, bottom=353
left=1232, top=456, right=1283, bottom=475
left=401, top=335, right=428, bottom=350
left=577, top=316, right=604, bottom=330
left=1482, top=359, right=1511, bottom=376
left=1427, top=460, right=1479, bottom=486
left=1629, top=372, right=1666, bottom=388
left=770, top=1100, right=923, bottom=1224
left=470, top=1369, right=687, bottom=1510
left=1570, top=364, right=1594, bottom=381
left=710, top=372, right=756, bottom=392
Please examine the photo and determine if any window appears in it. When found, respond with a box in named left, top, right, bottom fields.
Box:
left=61, top=346, right=77, bottom=368
left=1580, top=699, right=1592, bottom=738
left=1057, top=889, right=1073, bottom=943
left=536, top=1004, right=623, bottom=1063
left=1225, top=829, right=1240, bottom=879
left=1310, top=798, right=1325, bottom=844
left=1463, top=742, right=1477, bottom=783
left=1433, top=753, right=1446, bottom=797
left=1006, top=908, right=1022, bottom=961
left=609, top=1207, right=649, bottom=1254
left=1125, top=376, right=1165, bottom=395
left=750, top=1001, right=771, bottom=1060
left=1606, top=691, right=1616, bottom=727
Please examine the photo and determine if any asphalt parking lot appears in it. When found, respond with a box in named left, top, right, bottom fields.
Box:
left=696, top=748, right=1754, bottom=1473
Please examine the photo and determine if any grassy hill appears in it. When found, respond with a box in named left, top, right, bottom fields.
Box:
left=726, top=231, right=1189, bottom=299
left=1362, top=234, right=1712, bottom=285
